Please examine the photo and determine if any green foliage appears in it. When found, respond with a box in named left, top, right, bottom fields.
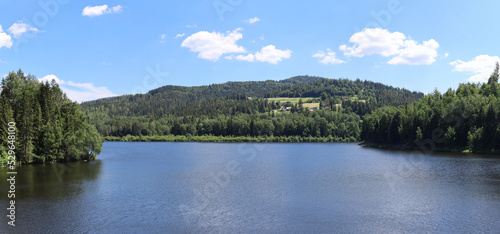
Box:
left=81, top=76, right=422, bottom=142
left=104, top=134, right=358, bottom=143
left=0, top=69, right=104, bottom=164
left=445, top=126, right=456, bottom=146
left=362, top=65, right=500, bottom=153
left=0, top=145, right=8, bottom=166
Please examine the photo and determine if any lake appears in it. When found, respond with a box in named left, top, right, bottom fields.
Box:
left=2, top=142, right=500, bottom=233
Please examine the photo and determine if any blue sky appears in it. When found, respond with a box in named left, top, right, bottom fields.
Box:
left=1, top=0, right=499, bottom=102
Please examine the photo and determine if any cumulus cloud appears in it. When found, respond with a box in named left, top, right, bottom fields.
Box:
left=112, top=5, right=123, bottom=13
left=313, top=49, right=345, bottom=64
left=8, top=21, right=39, bottom=38
left=235, top=54, right=255, bottom=62
left=340, top=28, right=406, bottom=57
left=182, top=28, right=291, bottom=64
left=228, top=45, right=291, bottom=64
left=38, top=75, right=64, bottom=84
left=450, top=55, right=500, bottom=83
left=0, top=25, right=13, bottom=49
left=38, top=75, right=117, bottom=103
left=254, top=45, right=292, bottom=64
left=245, top=17, right=261, bottom=24
left=181, top=28, right=246, bottom=61
left=82, top=5, right=123, bottom=17
left=340, top=28, right=439, bottom=65
left=175, top=33, right=185, bottom=38
left=388, top=39, right=439, bottom=65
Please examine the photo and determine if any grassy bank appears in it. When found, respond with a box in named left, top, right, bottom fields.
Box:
left=105, top=135, right=358, bottom=143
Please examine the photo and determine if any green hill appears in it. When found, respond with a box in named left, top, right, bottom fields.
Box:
left=81, top=76, right=423, bottom=140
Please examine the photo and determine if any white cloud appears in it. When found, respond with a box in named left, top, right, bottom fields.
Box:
left=223, top=45, right=292, bottom=64
left=388, top=39, right=439, bottom=65
left=235, top=54, right=255, bottom=62
left=160, top=34, right=166, bottom=43
left=181, top=28, right=246, bottom=61
left=450, top=55, right=500, bottom=82
left=340, top=28, right=439, bottom=65
left=38, top=75, right=117, bottom=103
left=444, top=53, right=449, bottom=58
left=39, top=75, right=64, bottom=84
left=7, top=21, right=39, bottom=38
left=313, top=49, right=345, bottom=64
left=186, top=24, right=197, bottom=28
left=0, top=25, right=13, bottom=49
left=245, top=17, right=261, bottom=24
left=112, top=5, right=123, bottom=13
left=175, top=33, right=185, bottom=38
left=340, top=28, right=405, bottom=57
left=254, top=45, right=291, bottom=64
left=82, top=5, right=123, bottom=17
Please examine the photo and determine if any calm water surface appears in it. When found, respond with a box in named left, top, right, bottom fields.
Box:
left=1, top=142, right=500, bottom=233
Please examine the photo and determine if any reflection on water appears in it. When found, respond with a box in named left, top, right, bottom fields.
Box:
left=0, top=160, right=102, bottom=200
left=0, top=142, right=499, bottom=233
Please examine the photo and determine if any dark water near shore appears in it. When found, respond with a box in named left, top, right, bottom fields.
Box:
left=1, top=142, right=500, bottom=233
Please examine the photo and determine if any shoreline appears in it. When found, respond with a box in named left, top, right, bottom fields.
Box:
left=104, top=135, right=358, bottom=143
left=360, top=142, right=500, bottom=156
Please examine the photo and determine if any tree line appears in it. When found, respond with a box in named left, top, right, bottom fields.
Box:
left=0, top=70, right=103, bottom=165
left=81, top=76, right=422, bottom=142
left=361, top=63, right=500, bottom=153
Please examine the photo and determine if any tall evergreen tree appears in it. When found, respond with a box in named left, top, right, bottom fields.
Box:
left=0, top=69, right=103, bottom=164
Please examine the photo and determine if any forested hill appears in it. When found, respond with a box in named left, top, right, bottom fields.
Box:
left=82, top=76, right=423, bottom=118
left=147, top=75, right=324, bottom=97
left=361, top=63, right=500, bottom=154
left=146, top=75, right=422, bottom=101
left=81, top=76, right=423, bottom=139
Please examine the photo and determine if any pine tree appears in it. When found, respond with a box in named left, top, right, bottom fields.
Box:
left=0, top=93, right=15, bottom=147
left=488, top=62, right=499, bottom=85
left=17, top=84, right=36, bottom=163
left=483, top=104, right=497, bottom=150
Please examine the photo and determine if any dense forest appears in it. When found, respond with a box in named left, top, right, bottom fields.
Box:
left=2, top=65, right=498, bottom=165
left=362, top=63, right=500, bottom=153
left=81, top=76, right=423, bottom=141
left=0, top=70, right=103, bottom=165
